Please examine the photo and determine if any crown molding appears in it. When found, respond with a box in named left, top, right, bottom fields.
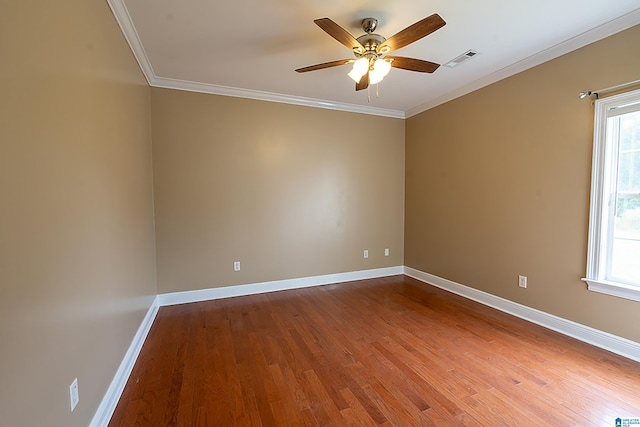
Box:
left=152, top=77, right=406, bottom=119
left=108, top=0, right=639, bottom=119
left=106, top=0, right=156, bottom=84
left=106, top=0, right=404, bottom=119
left=107, top=0, right=398, bottom=119
left=405, top=7, right=640, bottom=118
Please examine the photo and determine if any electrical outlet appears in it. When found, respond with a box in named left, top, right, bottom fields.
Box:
left=233, top=261, right=240, bottom=271
left=518, top=275, right=527, bottom=288
left=69, top=378, right=79, bottom=412
left=384, top=248, right=389, bottom=256
left=363, top=250, right=369, bottom=259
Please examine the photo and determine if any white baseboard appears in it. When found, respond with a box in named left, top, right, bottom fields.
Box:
left=91, top=267, right=402, bottom=426
left=158, top=266, right=404, bottom=306
left=91, top=265, right=640, bottom=427
left=404, top=266, right=640, bottom=363
left=89, top=296, right=160, bottom=427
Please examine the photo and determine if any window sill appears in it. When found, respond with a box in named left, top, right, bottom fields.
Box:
left=582, top=278, right=640, bottom=303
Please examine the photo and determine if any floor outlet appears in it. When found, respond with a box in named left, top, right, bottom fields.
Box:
left=234, top=261, right=241, bottom=271
left=69, top=378, right=79, bottom=412
left=518, top=275, right=527, bottom=288
left=363, top=250, right=369, bottom=259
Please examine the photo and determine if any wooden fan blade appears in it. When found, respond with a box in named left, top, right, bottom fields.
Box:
left=387, top=56, right=440, bottom=73
left=378, top=14, right=445, bottom=53
left=295, top=59, right=352, bottom=73
left=314, top=18, right=365, bottom=52
left=355, top=72, right=369, bottom=91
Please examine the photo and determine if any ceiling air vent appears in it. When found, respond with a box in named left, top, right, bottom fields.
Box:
left=445, top=50, right=479, bottom=68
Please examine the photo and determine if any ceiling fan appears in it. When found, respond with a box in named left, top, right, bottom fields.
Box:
left=295, top=14, right=446, bottom=91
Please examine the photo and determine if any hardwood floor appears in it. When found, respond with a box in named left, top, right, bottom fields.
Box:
left=108, top=275, right=640, bottom=426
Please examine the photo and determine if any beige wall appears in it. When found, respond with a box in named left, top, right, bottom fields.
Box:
left=405, top=24, right=640, bottom=343
left=151, top=88, right=405, bottom=293
left=0, top=1, right=157, bottom=426
left=1, top=2, right=638, bottom=423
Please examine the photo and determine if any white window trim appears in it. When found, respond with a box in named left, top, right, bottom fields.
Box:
left=583, top=88, right=640, bottom=302
left=582, top=278, right=640, bottom=302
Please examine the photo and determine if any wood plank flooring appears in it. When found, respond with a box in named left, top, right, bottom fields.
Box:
left=108, top=275, right=640, bottom=426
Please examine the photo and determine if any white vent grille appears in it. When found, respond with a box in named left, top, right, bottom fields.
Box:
left=445, top=50, right=479, bottom=68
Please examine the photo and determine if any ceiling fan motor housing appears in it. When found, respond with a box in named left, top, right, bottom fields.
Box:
left=355, top=33, right=386, bottom=57
left=352, top=17, right=388, bottom=57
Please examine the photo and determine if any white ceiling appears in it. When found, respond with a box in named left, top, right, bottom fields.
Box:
left=109, top=0, right=640, bottom=118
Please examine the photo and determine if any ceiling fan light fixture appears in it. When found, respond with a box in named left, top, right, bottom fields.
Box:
left=374, top=58, right=391, bottom=76
left=348, top=57, right=369, bottom=82
left=369, top=71, right=383, bottom=85
left=347, top=69, right=363, bottom=82
left=369, top=58, right=392, bottom=85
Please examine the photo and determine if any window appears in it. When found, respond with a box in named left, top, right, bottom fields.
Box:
left=584, top=88, right=640, bottom=302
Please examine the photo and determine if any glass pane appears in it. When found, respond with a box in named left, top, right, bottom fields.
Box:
left=610, top=110, right=640, bottom=285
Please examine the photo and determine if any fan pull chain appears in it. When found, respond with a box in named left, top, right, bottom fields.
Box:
left=367, top=85, right=371, bottom=103
left=376, top=84, right=379, bottom=98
